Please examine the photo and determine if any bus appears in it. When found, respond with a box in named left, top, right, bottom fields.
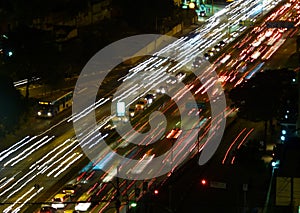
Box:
left=37, top=91, right=73, bottom=118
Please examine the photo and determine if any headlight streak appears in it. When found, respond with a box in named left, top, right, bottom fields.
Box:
left=0, top=0, right=288, bottom=211
left=3, top=187, right=35, bottom=213
left=53, top=154, right=83, bottom=178
left=34, top=139, right=79, bottom=174
left=11, top=186, right=44, bottom=213
left=47, top=153, right=78, bottom=177
left=29, top=138, right=72, bottom=170
left=0, top=177, right=14, bottom=190
left=0, top=168, right=37, bottom=197
left=88, top=133, right=108, bottom=149
left=0, top=136, right=32, bottom=162
left=46, top=147, right=80, bottom=177
left=4, top=136, right=53, bottom=167
left=70, top=98, right=110, bottom=123
left=68, top=97, right=105, bottom=122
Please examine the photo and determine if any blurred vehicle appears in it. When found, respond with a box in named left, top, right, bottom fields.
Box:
left=166, top=128, right=182, bottom=139
left=214, top=45, right=221, bottom=51
left=204, top=53, right=210, bottom=60
left=129, top=107, right=135, bottom=117
left=62, top=184, right=81, bottom=197
left=144, top=93, right=156, bottom=105
left=207, top=50, right=214, bottom=56
left=166, top=76, right=177, bottom=84
left=200, top=11, right=206, bottom=17
left=135, top=99, right=147, bottom=111
left=218, top=40, right=226, bottom=47
left=250, top=51, right=261, bottom=62
left=51, top=193, right=70, bottom=209
left=193, top=56, right=202, bottom=67
left=156, top=86, right=167, bottom=94
left=103, top=123, right=116, bottom=131
left=175, top=72, right=186, bottom=82
left=39, top=206, right=57, bottom=213
left=74, top=193, right=92, bottom=212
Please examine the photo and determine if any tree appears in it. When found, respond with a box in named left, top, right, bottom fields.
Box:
left=5, top=26, right=64, bottom=97
left=112, top=0, right=179, bottom=32
left=0, top=73, right=24, bottom=136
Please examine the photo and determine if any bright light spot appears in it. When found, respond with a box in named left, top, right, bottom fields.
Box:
left=280, top=136, right=285, bottom=141
left=189, top=2, right=196, bottom=9
left=130, top=202, right=137, bottom=208
left=281, top=130, right=286, bottom=135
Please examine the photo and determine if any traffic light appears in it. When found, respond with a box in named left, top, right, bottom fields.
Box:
left=130, top=201, right=137, bottom=208
left=201, top=179, right=207, bottom=186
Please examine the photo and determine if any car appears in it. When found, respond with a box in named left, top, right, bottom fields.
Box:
left=62, top=184, right=80, bottom=197
left=75, top=201, right=91, bottom=212
left=175, top=72, right=186, bottom=82
left=144, top=93, right=156, bottom=105
left=204, top=53, right=210, bottom=60
left=214, top=45, right=221, bottom=51
left=39, top=206, right=57, bottom=213
left=200, top=11, right=206, bottom=17
left=218, top=40, right=226, bottom=47
left=156, top=86, right=167, bottom=94
left=51, top=193, right=70, bottom=209
left=193, top=56, right=202, bottom=68
left=129, top=107, right=135, bottom=117
left=166, top=76, right=177, bottom=84
left=135, top=99, right=147, bottom=111
left=166, top=128, right=182, bottom=139
left=103, top=123, right=116, bottom=131
left=207, top=50, right=214, bottom=56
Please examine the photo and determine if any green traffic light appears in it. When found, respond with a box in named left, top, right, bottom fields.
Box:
left=130, top=202, right=137, bottom=208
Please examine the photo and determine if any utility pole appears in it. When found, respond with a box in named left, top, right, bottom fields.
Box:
left=116, top=165, right=120, bottom=213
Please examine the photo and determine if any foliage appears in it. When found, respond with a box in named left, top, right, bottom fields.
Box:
left=111, top=0, right=185, bottom=32
left=0, top=73, right=24, bottom=136
left=4, top=26, right=64, bottom=89
left=0, top=0, right=88, bottom=24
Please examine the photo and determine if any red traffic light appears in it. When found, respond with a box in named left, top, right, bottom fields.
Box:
left=201, top=179, right=207, bottom=185
left=154, top=189, right=159, bottom=195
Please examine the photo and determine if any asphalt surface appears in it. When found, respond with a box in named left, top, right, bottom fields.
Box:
left=130, top=118, right=271, bottom=213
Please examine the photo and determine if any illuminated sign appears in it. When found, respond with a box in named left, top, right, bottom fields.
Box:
left=117, top=102, right=126, bottom=117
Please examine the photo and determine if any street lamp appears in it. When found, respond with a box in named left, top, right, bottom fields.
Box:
left=189, top=2, right=196, bottom=9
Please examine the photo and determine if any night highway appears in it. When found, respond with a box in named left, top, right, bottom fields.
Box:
left=0, top=0, right=299, bottom=212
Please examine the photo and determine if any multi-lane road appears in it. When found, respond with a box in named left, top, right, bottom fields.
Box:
left=0, top=0, right=299, bottom=212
